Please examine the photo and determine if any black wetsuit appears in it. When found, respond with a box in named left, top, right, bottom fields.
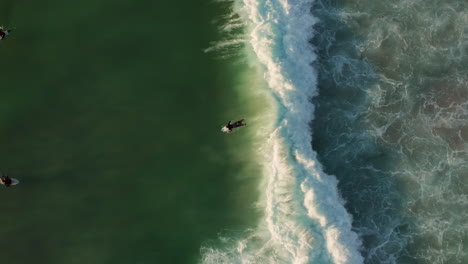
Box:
left=231, top=119, right=246, bottom=128
left=224, top=119, right=246, bottom=133
left=1, top=177, right=12, bottom=187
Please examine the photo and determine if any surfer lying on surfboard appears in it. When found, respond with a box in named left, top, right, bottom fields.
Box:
left=0, top=172, right=19, bottom=187
left=221, top=119, right=247, bottom=133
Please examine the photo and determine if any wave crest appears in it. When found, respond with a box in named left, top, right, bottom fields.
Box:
left=201, top=1, right=364, bottom=263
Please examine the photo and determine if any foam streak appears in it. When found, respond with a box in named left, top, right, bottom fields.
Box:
left=202, top=1, right=364, bottom=263
left=241, top=0, right=363, bottom=263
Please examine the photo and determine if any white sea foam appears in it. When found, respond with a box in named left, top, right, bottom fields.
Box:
left=202, top=1, right=363, bottom=263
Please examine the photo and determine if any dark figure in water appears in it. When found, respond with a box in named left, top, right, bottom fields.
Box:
left=1, top=175, right=12, bottom=187
left=0, top=27, right=12, bottom=40
left=222, top=119, right=247, bottom=133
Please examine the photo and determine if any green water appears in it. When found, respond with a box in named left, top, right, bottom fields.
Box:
left=0, top=1, right=261, bottom=263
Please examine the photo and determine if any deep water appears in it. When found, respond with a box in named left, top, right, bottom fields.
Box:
left=0, top=1, right=262, bottom=264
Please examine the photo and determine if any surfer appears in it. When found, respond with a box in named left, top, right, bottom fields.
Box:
left=0, top=175, right=12, bottom=187
left=222, top=119, right=247, bottom=133
left=0, top=27, right=11, bottom=40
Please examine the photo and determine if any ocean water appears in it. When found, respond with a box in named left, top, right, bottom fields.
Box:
left=0, top=0, right=263, bottom=263
left=1, top=0, right=466, bottom=263
left=202, top=0, right=362, bottom=263
left=202, top=0, right=467, bottom=264
left=311, top=0, right=468, bottom=263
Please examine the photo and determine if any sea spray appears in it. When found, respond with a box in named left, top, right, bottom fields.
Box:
left=201, top=0, right=363, bottom=263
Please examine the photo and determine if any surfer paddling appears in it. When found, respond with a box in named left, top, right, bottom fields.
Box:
left=221, top=119, right=247, bottom=133
left=0, top=172, right=19, bottom=187
left=0, top=175, right=13, bottom=187
left=0, top=27, right=12, bottom=40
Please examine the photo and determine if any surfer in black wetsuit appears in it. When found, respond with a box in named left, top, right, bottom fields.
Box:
left=0, top=27, right=12, bottom=40
left=1, top=175, right=12, bottom=187
left=223, top=119, right=247, bottom=133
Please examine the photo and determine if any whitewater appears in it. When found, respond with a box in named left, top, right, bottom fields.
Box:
left=201, top=0, right=363, bottom=263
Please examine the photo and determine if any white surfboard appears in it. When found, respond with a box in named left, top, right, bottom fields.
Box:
left=0, top=178, right=19, bottom=186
